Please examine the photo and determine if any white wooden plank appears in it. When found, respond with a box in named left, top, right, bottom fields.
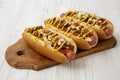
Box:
left=0, top=0, right=120, bottom=80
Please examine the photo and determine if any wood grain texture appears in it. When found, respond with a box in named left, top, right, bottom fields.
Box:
left=0, top=0, right=120, bottom=80
left=5, top=37, right=116, bottom=71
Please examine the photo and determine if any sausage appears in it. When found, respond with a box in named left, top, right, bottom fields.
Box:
left=104, top=27, right=113, bottom=36
left=60, top=49, right=75, bottom=60
left=60, top=13, right=65, bottom=17
left=65, top=50, right=75, bottom=61
left=85, top=35, right=97, bottom=46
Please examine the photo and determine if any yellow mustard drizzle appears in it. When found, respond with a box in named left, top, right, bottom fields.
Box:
left=92, top=17, right=100, bottom=26
left=61, top=17, right=93, bottom=39
left=64, top=10, right=73, bottom=17
left=69, top=12, right=75, bottom=16
left=64, top=11, right=108, bottom=30
left=37, top=29, right=43, bottom=39
left=32, top=31, right=35, bottom=35
left=52, top=17, right=58, bottom=26
left=33, top=26, right=37, bottom=30
left=31, top=30, right=39, bottom=42
left=45, top=16, right=93, bottom=40
left=65, top=12, right=87, bottom=22
left=50, top=32, right=57, bottom=37
left=49, top=30, right=70, bottom=51
left=46, top=17, right=64, bottom=33
left=87, top=14, right=96, bottom=24
left=77, top=27, right=85, bottom=39
left=70, top=10, right=79, bottom=17
left=34, top=37, right=38, bottom=42
left=45, top=24, right=53, bottom=30
left=49, top=17, right=54, bottom=24
left=32, top=26, right=71, bottom=51
left=56, top=19, right=61, bottom=29
left=61, top=22, right=67, bottom=30
left=67, top=39, right=72, bottom=45
left=65, top=25, right=72, bottom=34
left=46, top=18, right=51, bottom=24
left=100, top=20, right=107, bottom=29
left=82, top=29, right=93, bottom=38
left=52, top=40, right=67, bottom=51
left=78, top=12, right=89, bottom=22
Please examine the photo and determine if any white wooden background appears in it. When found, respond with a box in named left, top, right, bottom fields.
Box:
left=0, top=0, right=120, bottom=80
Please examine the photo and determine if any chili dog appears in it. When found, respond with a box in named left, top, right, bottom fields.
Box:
left=22, top=26, right=77, bottom=63
left=60, top=10, right=114, bottom=40
left=45, top=17, right=98, bottom=49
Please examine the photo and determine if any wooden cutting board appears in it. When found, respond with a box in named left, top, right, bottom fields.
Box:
left=5, top=36, right=116, bottom=71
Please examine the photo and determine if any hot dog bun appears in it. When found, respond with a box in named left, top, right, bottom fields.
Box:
left=60, top=10, right=114, bottom=40
left=45, top=17, right=98, bottom=49
left=22, top=26, right=77, bottom=63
